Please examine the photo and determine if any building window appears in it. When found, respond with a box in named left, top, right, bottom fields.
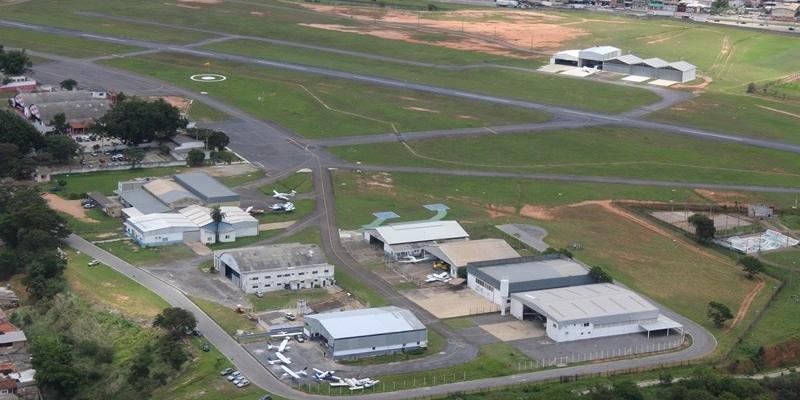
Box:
left=224, top=234, right=230, bottom=239
left=312, top=271, right=318, bottom=274
left=252, top=285, right=258, bottom=289
left=251, top=277, right=259, bottom=280
left=265, top=283, right=271, bottom=287
left=298, top=272, right=305, bottom=276
left=552, top=323, right=557, bottom=328
left=265, top=276, right=271, bottom=279
left=324, top=270, right=329, bottom=273
left=372, top=347, right=376, bottom=350
left=583, top=322, right=590, bottom=327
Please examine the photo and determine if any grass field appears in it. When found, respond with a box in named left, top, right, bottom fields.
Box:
left=100, top=53, right=552, bottom=138
left=256, top=199, right=316, bottom=224
left=250, top=288, right=330, bottom=311
left=330, top=126, right=800, bottom=187
left=276, top=226, right=322, bottom=246
left=0, top=26, right=140, bottom=58
left=190, top=296, right=262, bottom=335
left=151, top=338, right=271, bottom=400
left=261, top=172, right=314, bottom=195
left=187, top=99, right=230, bottom=123
left=62, top=209, right=124, bottom=241
left=53, top=166, right=193, bottom=197
left=65, top=249, right=169, bottom=320
left=202, top=39, right=660, bottom=113
left=217, top=171, right=265, bottom=187
left=98, top=240, right=195, bottom=266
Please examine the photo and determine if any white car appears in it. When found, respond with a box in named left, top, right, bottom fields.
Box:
left=236, top=380, right=250, bottom=388
left=226, top=371, right=241, bottom=381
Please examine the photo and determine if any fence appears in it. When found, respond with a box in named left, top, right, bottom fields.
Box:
left=43, top=160, right=186, bottom=176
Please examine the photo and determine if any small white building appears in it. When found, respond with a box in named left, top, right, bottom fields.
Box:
left=423, top=238, right=520, bottom=277
left=178, top=204, right=258, bottom=244
left=510, top=283, right=682, bottom=342
left=550, top=49, right=581, bottom=67
left=577, top=46, right=622, bottom=68
left=124, top=213, right=200, bottom=247
left=363, top=220, right=469, bottom=260
left=214, top=243, right=334, bottom=294
left=304, top=306, right=427, bottom=359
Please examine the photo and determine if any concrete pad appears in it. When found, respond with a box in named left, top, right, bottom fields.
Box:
left=480, top=320, right=545, bottom=342
left=404, top=288, right=499, bottom=319
left=259, top=221, right=295, bottom=231
left=187, top=241, right=212, bottom=256
left=537, top=64, right=573, bottom=74
left=648, top=79, right=678, bottom=87
left=496, top=224, right=549, bottom=251
left=622, top=75, right=650, bottom=83
left=559, top=67, right=597, bottom=78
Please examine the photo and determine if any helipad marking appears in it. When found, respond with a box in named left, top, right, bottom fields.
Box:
left=190, top=74, right=227, bottom=83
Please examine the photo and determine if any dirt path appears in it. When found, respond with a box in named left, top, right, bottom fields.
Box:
left=728, top=277, right=765, bottom=330
left=42, top=193, right=96, bottom=222
left=756, top=105, right=800, bottom=120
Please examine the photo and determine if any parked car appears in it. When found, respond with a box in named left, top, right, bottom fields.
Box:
left=226, top=371, right=241, bottom=381
left=255, top=290, right=264, bottom=298
left=111, top=154, right=124, bottom=162
left=236, top=380, right=250, bottom=388
left=284, top=312, right=296, bottom=321
left=296, top=335, right=305, bottom=343
left=82, top=202, right=95, bottom=209
left=87, top=260, right=100, bottom=267
left=259, top=396, right=272, bottom=400
left=220, top=368, right=234, bottom=376
left=202, top=343, right=211, bottom=352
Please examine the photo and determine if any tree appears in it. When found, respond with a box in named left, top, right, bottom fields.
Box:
left=186, top=148, right=205, bottom=167
left=44, top=135, right=80, bottom=163
left=153, top=307, right=197, bottom=338
left=49, top=112, right=70, bottom=135
left=707, top=301, right=733, bottom=328
left=123, top=147, right=146, bottom=169
left=589, top=266, right=613, bottom=283
left=739, top=256, right=764, bottom=280
left=29, top=332, right=84, bottom=399
left=0, top=46, right=32, bottom=76
left=0, top=187, right=69, bottom=248
left=207, top=130, right=230, bottom=151
left=542, top=247, right=574, bottom=258
left=711, top=0, right=729, bottom=14
left=747, top=82, right=757, bottom=94
left=59, top=79, right=78, bottom=91
left=210, top=206, right=224, bottom=244
left=0, top=109, right=45, bottom=154
left=23, top=251, right=67, bottom=300
left=688, top=213, right=716, bottom=244
left=96, top=97, right=186, bottom=144
left=157, top=335, right=189, bottom=369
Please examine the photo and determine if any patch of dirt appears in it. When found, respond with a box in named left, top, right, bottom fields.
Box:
left=249, top=11, right=270, bottom=16
left=693, top=189, right=750, bottom=205
left=179, top=0, right=222, bottom=4
left=42, top=193, right=97, bottom=222
left=763, top=339, right=800, bottom=368
left=728, top=277, right=765, bottom=331
left=756, top=105, right=800, bottom=120
left=519, top=204, right=555, bottom=220
left=151, top=96, right=191, bottom=113
left=457, top=115, right=478, bottom=120
left=403, top=106, right=439, bottom=113
left=674, top=75, right=713, bottom=92
left=297, top=4, right=587, bottom=56
left=486, top=204, right=516, bottom=219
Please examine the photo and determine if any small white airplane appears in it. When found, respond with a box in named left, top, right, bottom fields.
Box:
left=267, top=337, right=291, bottom=353
left=398, top=255, right=432, bottom=264
left=343, top=377, right=379, bottom=390
left=312, top=368, right=338, bottom=381
left=273, top=189, right=297, bottom=201
left=267, top=352, right=292, bottom=365
left=425, top=272, right=451, bottom=283
left=280, top=365, right=308, bottom=380
left=270, top=202, right=296, bottom=213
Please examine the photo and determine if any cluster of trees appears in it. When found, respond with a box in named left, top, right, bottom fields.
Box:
left=707, top=301, right=734, bottom=328
left=689, top=213, right=717, bottom=244
left=13, top=295, right=196, bottom=399
left=0, top=110, right=81, bottom=178
left=186, top=128, right=234, bottom=166
left=96, top=96, right=187, bottom=145
left=0, top=186, right=70, bottom=300
left=0, top=45, right=31, bottom=79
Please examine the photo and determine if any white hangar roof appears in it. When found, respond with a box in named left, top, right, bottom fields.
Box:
left=370, top=220, right=469, bottom=245
left=640, top=57, right=670, bottom=68
left=179, top=205, right=257, bottom=227
left=424, top=238, right=520, bottom=268
left=512, top=283, right=660, bottom=325
left=609, top=54, right=643, bottom=65
left=552, top=49, right=581, bottom=62
left=306, top=306, right=425, bottom=339
left=126, top=213, right=197, bottom=233
left=665, top=61, right=696, bottom=72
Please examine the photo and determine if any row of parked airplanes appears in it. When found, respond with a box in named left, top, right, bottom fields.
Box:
left=265, top=335, right=379, bottom=390
left=245, top=189, right=298, bottom=214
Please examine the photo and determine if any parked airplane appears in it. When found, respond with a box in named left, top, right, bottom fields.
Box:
left=267, top=337, right=291, bottom=353
left=425, top=272, right=451, bottom=283
left=398, top=255, right=432, bottom=264
left=312, top=368, right=338, bottom=381
left=280, top=365, right=308, bottom=380
left=245, top=206, right=265, bottom=215
left=273, top=189, right=297, bottom=201
left=270, top=202, right=296, bottom=213
left=267, top=352, right=292, bottom=365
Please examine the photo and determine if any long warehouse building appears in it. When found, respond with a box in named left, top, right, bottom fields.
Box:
left=304, top=306, right=427, bottom=359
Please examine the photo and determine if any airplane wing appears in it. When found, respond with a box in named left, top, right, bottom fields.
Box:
left=275, top=352, right=291, bottom=365
left=280, top=365, right=301, bottom=379
left=278, top=337, right=289, bottom=352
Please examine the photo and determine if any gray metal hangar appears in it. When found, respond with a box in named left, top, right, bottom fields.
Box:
left=602, top=54, right=643, bottom=75
left=304, top=306, right=427, bottom=359
left=658, top=61, right=697, bottom=83
left=577, top=46, right=622, bottom=69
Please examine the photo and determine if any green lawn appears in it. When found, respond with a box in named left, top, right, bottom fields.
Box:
left=190, top=296, right=262, bottom=335
left=0, top=26, right=140, bottom=58
left=648, top=92, right=800, bottom=144
left=334, top=267, right=389, bottom=308
left=443, top=317, right=478, bottom=329
left=98, top=240, right=195, bottom=266
left=151, top=338, right=271, bottom=400
left=330, top=126, right=800, bottom=187
left=203, top=38, right=659, bottom=113
left=276, top=226, right=322, bottom=246
left=187, top=99, right=230, bottom=123
left=62, top=209, right=124, bottom=241
left=250, top=288, right=330, bottom=311
left=65, top=249, right=169, bottom=320
left=260, top=172, right=314, bottom=195
left=218, top=171, right=265, bottom=187
left=53, top=166, right=194, bottom=198
left=100, top=53, right=552, bottom=138
left=779, top=213, right=800, bottom=230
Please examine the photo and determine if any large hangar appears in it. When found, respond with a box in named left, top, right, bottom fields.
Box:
left=363, top=220, right=469, bottom=260
left=510, top=283, right=683, bottom=343
left=304, top=306, right=427, bottom=359
left=548, top=45, right=697, bottom=83
left=467, top=254, right=594, bottom=313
